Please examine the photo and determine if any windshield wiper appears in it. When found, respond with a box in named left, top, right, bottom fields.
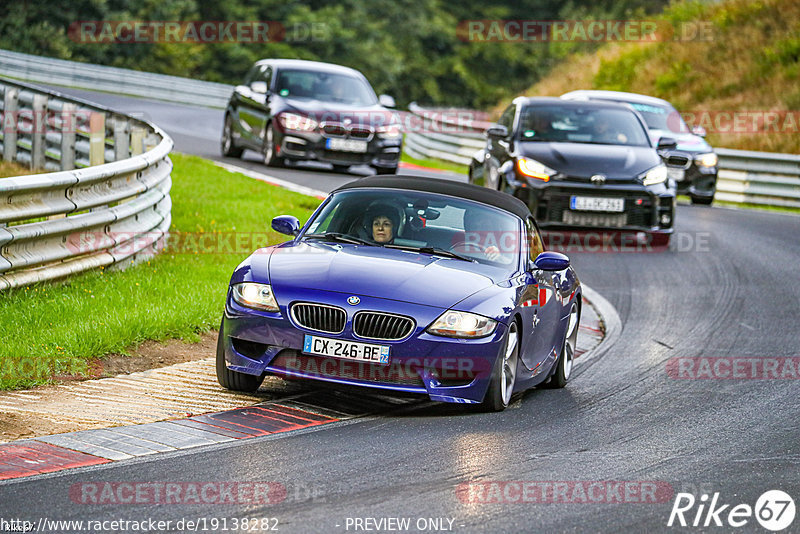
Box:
left=384, top=244, right=476, bottom=262
left=304, top=232, right=374, bottom=246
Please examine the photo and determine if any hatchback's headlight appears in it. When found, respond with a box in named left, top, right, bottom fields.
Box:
left=516, top=157, right=557, bottom=182
left=695, top=152, right=718, bottom=167
left=278, top=112, right=318, bottom=132
left=231, top=283, right=280, bottom=312
left=641, top=164, right=667, bottom=186
left=427, top=311, right=497, bottom=338
left=376, top=124, right=403, bottom=138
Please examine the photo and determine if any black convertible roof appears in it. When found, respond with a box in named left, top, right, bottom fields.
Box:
left=334, top=175, right=531, bottom=220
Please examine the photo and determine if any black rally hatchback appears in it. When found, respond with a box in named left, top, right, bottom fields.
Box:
left=470, top=97, right=677, bottom=244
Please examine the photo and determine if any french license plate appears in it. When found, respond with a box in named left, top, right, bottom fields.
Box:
left=302, top=335, right=389, bottom=365
left=326, top=138, right=368, bottom=153
left=667, top=167, right=685, bottom=182
left=570, top=196, right=625, bottom=212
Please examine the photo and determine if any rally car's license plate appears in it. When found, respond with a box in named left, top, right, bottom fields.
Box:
left=302, top=335, right=390, bottom=365
left=570, top=196, right=625, bottom=212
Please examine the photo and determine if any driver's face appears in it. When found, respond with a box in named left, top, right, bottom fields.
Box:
left=372, top=216, right=393, bottom=243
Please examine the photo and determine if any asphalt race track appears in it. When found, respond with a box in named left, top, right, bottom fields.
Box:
left=1, top=89, right=799, bottom=533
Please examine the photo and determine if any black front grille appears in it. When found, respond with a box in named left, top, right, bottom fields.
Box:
left=667, top=155, right=690, bottom=167
left=323, top=151, right=371, bottom=163
left=353, top=312, right=415, bottom=340
left=544, top=192, right=654, bottom=229
left=291, top=303, right=346, bottom=334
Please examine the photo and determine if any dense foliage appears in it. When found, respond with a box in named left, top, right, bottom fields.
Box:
left=0, top=0, right=667, bottom=108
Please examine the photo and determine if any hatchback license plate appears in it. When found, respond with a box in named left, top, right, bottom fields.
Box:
left=570, top=196, right=625, bottom=212
left=302, top=335, right=389, bottom=365
left=326, top=138, right=368, bottom=153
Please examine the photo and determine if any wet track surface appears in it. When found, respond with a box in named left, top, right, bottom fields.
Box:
left=2, top=89, right=799, bottom=532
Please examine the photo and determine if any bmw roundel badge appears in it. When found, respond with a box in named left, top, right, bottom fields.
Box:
left=347, top=296, right=360, bottom=305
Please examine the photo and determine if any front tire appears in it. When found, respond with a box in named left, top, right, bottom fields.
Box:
left=480, top=321, right=519, bottom=412
left=690, top=194, right=713, bottom=205
left=375, top=166, right=397, bottom=175
left=216, top=319, right=264, bottom=392
left=221, top=114, right=244, bottom=158
left=263, top=123, right=285, bottom=168
left=546, top=302, right=579, bottom=389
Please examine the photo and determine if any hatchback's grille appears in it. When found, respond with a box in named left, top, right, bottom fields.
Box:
left=353, top=312, right=414, bottom=340
left=291, top=303, right=346, bottom=334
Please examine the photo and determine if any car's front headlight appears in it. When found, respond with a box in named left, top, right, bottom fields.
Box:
left=376, top=124, right=403, bottom=139
left=278, top=112, right=318, bottom=132
left=231, top=283, right=280, bottom=312
left=516, top=157, right=557, bottom=182
left=427, top=311, right=497, bottom=338
left=641, top=164, right=668, bottom=186
left=694, top=152, right=718, bottom=167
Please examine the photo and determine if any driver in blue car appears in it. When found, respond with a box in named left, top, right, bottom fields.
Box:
left=365, top=204, right=400, bottom=244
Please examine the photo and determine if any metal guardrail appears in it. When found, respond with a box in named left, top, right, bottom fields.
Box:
left=0, top=48, right=233, bottom=109
left=405, top=104, right=800, bottom=208
left=0, top=77, right=173, bottom=291
left=403, top=102, right=490, bottom=166
left=714, top=148, right=800, bottom=208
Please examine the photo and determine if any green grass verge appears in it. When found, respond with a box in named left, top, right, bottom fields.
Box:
left=0, top=153, right=320, bottom=390
left=400, top=150, right=469, bottom=175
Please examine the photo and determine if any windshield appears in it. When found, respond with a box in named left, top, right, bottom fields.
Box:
left=274, top=69, right=378, bottom=106
left=304, top=189, right=522, bottom=267
left=626, top=102, right=689, bottom=133
left=518, top=105, right=651, bottom=146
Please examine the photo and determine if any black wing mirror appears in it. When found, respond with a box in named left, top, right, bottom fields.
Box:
left=486, top=124, right=509, bottom=139
left=657, top=137, right=678, bottom=150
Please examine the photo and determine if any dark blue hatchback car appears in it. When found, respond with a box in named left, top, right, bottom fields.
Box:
left=217, top=176, right=581, bottom=411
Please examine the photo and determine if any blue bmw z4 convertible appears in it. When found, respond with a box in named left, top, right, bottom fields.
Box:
left=217, top=176, right=581, bottom=411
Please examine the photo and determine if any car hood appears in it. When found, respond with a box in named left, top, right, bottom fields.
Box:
left=648, top=129, right=712, bottom=153
left=518, top=141, right=660, bottom=180
left=262, top=241, right=510, bottom=309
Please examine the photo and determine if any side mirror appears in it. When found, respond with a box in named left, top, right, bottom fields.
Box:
left=378, top=94, right=396, bottom=108
left=271, top=215, right=300, bottom=236
left=533, top=251, right=570, bottom=271
left=250, top=81, right=268, bottom=94
left=657, top=137, right=678, bottom=150
left=486, top=124, right=509, bottom=139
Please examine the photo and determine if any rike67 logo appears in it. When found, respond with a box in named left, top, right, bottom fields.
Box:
left=668, top=490, right=795, bottom=531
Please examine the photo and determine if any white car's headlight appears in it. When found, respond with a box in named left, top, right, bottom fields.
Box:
left=231, top=283, right=279, bottom=312
left=516, top=157, right=557, bottom=182
left=278, top=113, right=318, bottom=132
left=695, top=152, right=718, bottom=167
left=376, top=124, right=403, bottom=138
left=641, top=164, right=667, bottom=186
left=427, top=310, right=497, bottom=338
